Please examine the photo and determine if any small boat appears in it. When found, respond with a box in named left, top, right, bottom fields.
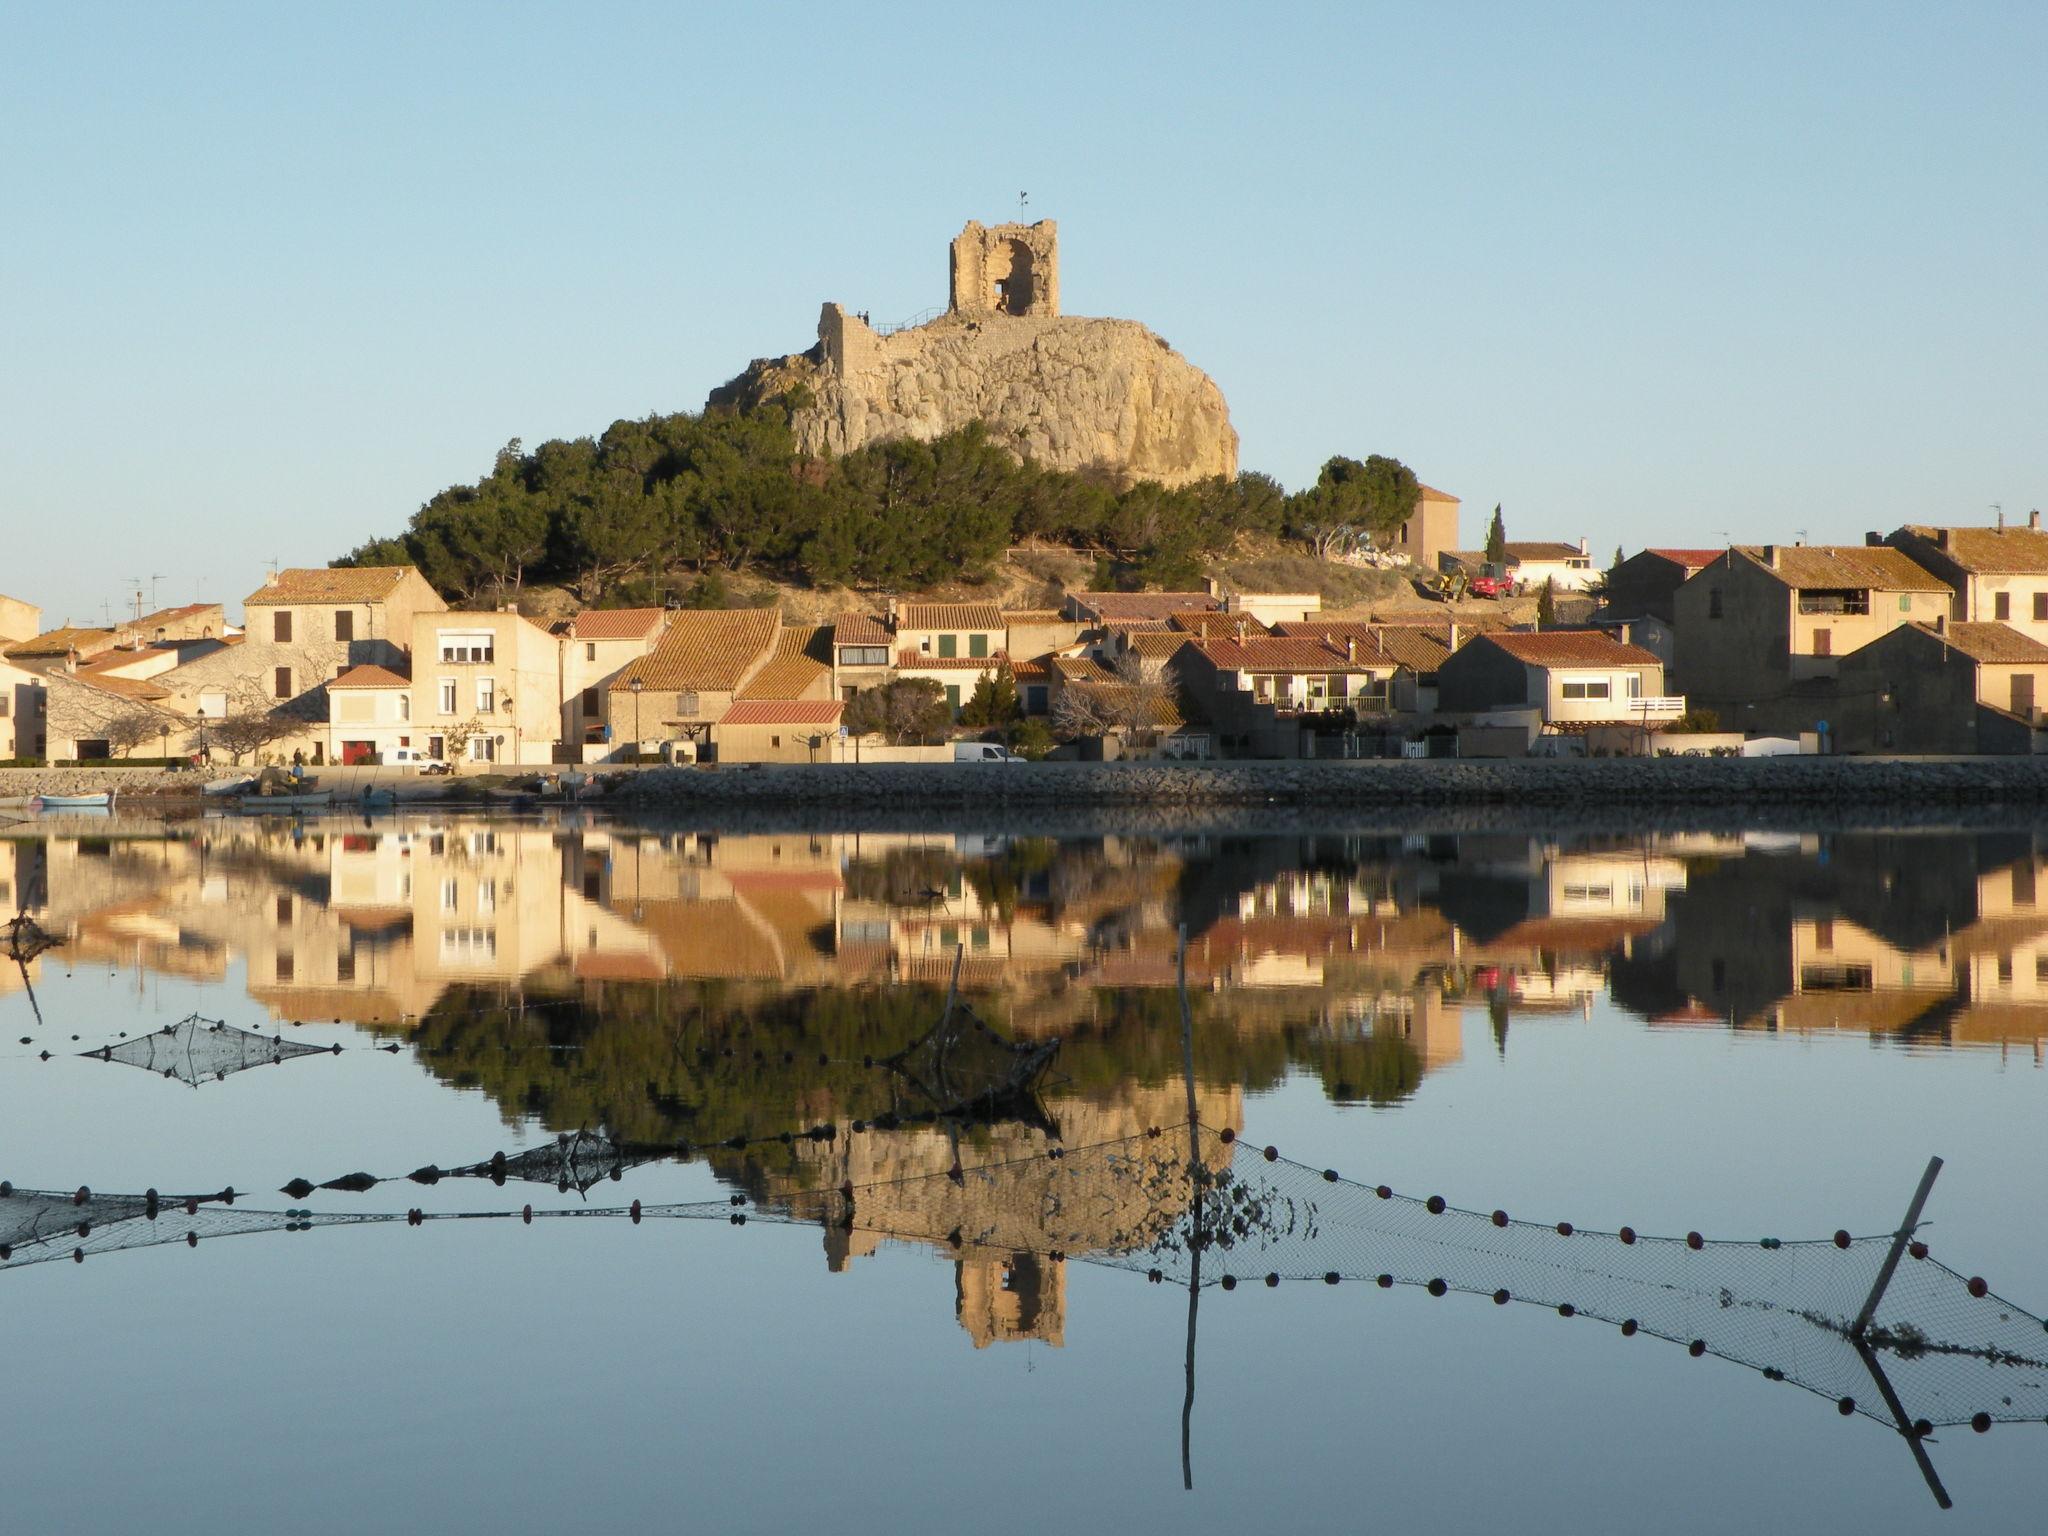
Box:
left=356, top=787, right=397, bottom=808
left=203, top=776, right=255, bottom=797
left=231, top=790, right=334, bottom=812
left=31, top=791, right=115, bottom=810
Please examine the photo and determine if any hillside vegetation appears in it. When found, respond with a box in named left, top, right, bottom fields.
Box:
left=335, top=404, right=1426, bottom=607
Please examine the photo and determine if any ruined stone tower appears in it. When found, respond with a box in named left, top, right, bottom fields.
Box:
left=712, top=217, right=1236, bottom=486
left=949, top=219, right=1059, bottom=318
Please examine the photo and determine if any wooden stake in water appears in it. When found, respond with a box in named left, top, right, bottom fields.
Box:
left=1179, top=923, right=1200, bottom=1491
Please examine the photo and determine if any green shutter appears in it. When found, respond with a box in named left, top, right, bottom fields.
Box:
left=969, top=633, right=988, bottom=658
left=938, top=634, right=957, bottom=658
left=946, top=685, right=961, bottom=712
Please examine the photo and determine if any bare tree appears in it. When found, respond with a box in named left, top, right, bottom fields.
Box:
left=101, top=704, right=170, bottom=759
left=1053, top=656, right=1182, bottom=749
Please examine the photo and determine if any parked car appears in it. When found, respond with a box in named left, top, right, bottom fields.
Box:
left=385, top=746, right=453, bottom=774
left=953, top=742, right=1026, bottom=763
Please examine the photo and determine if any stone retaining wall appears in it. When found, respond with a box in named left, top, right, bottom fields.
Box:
left=606, top=757, right=2048, bottom=811
left=0, top=766, right=200, bottom=798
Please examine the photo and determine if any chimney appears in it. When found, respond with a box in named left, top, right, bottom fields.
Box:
left=1935, top=614, right=1947, bottom=635
left=1447, top=622, right=1460, bottom=651
left=1937, top=529, right=1951, bottom=550
left=1998, top=508, right=2007, bottom=532
left=1762, top=545, right=1780, bottom=568
left=1578, top=536, right=1590, bottom=556
left=1235, top=619, right=1248, bottom=642
left=2032, top=509, right=2042, bottom=531
left=1199, top=619, right=1208, bottom=643
left=1346, top=635, right=1357, bottom=662
left=1865, top=531, right=1882, bottom=546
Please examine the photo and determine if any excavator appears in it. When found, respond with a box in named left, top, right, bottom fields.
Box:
left=1422, top=566, right=1514, bottom=602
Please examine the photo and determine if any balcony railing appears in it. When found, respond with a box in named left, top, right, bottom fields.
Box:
left=1550, top=695, right=1686, bottom=724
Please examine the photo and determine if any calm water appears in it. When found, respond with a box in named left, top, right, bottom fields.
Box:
left=3, top=810, right=2045, bottom=1534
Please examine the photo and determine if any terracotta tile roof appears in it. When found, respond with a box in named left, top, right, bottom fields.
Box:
left=775, top=624, right=832, bottom=661
left=612, top=609, right=778, bottom=692
left=1062, top=681, right=1189, bottom=730
left=1905, top=621, right=2048, bottom=664
left=1270, top=622, right=1451, bottom=671
left=1734, top=545, right=1949, bottom=592
left=5, top=625, right=117, bottom=659
left=896, top=601, right=1004, bottom=632
left=573, top=952, right=670, bottom=982
left=75, top=645, right=178, bottom=676
left=1505, top=542, right=1592, bottom=563
left=136, top=603, right=217, bottom=626
left=1477, top=630, right=1662, bottom=666
left=1418, top=484, right=1459, bottom=501
left=69, top=673, right=173, bottom=702
left=1167, top=610, right=1263, bottom=634
left=244, top=566, right=419, bottom=606
left=569, top=607, right=666, bottom=640
left=897, top=650, right=1006, bottom=670
left=719, top=699, right=844, bottom=727
left=331, top=664, right=412, bottom=689
left=1645, top=548, right=1726, bottom=569
left=736, top=652, right=831, bottom=700
left=1126, top=632, right=1197, bottom=659
left=1009, top=656, right=1052, bottom=679
left=1051, top=655, right=1117, bottom=682
left=1000, top=609, right=1065, bottom=623
left=1071, top=592, right=1220, bottom=622
left=1896, top=525, right=2048, bottom=575
left=1185, top=635, right=1386, bottom=673
left=832, top=612, right=893, bottom=646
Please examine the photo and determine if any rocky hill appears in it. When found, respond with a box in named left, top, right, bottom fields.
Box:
left=713, top=306, right=1238, bottom=488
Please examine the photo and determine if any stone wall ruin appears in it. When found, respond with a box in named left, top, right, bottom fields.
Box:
left=949, top=220, right=1059, bottom=318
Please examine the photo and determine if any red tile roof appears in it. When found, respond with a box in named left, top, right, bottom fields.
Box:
left=832, top=612, right=893, bottom=646
left=896, top=602, right=1004, bottom=631
left=1418, top=484, right=1459, bottom=502
left=1734, top=546, right=1949, bottom=592
left=1168, top=610, right=1264, bottom=635
left=719, top=700, right=844, bottom=726
left=1269, top=622, right=1452, bottom=670
left=1477, top=631, right=1662, bottom=666
left=245, top=567, right=420, bottom=606
left=1895, top=525, right=2048, bottom=575
left=1904, top=621, right=2048, bottom=664
left=1185, top=635, right=1387, bottom=673
left=612, top=609, right=779, bottom=692
left=1645, top=549, right=1726, bottom=569
left=570, top=607, right=667, bottom=640
left=1071, top=592, right=1220, bottom=622
left=331, top=664, right=412, bottom=689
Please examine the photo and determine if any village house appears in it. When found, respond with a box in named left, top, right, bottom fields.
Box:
left=1063, top=591, right=1219, bottom=627
left=1385, top=484, right=1461, bottom=572
left=894, top=601, right=1007, bottom=715
left=1170, top=632, right=1405, bottom=757
left=0, top=656, right=46, bottom=759
left=1834, top=620, right=2048, bottom=756
left=1436, top=630, right=1681, bottom=755
left=3, top=623, right=126, bottom=671
left=713, top=699, right=845, bottom=764
left=1269, top=620, right=1459, bottom=714
left=607, top=607, right=780, bottom=761
left=1672, top=545, right=1950, bottom=738
left=326, top=664, right=416, bottom=765
left=1441, top=541, right=1599, bottom=592
left=39, top=670, right=185, bottom=762
left=557, top=608, right=671, bottom=757
left=830, top=613, right=895, bottom=700
left=1885, top=519, right=2048, bottom=645
left=1597, top=549, right=1722, bottom=663
left=0, top=592, right=41, bottom=646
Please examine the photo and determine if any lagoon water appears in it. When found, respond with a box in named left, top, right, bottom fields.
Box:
left=3, top=811, right=2045, bottom=1534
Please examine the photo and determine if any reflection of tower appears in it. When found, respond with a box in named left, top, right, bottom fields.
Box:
left=956, top=1251, right=1065, bottom=1348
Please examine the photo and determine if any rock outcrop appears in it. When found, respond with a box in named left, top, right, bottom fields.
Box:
left=713, top=304, right=1238, bottom=488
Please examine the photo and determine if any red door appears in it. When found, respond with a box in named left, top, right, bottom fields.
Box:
left=341, top=740, right=375, bottom=765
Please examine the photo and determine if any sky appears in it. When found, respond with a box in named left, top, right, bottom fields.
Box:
left=2, top=1, right=2043, bottom=628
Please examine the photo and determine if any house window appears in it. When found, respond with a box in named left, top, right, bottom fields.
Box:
left=273, top=611, right=292, bottom=642
left=438, top=631, right=494, bottom=663
left=469, top=736, right=496, bottom=762
left=335, top=610, right=354, bottom=642
left=771, top=735, right=782, bottom=748
left=1798, top=589, right=1869, bottom=616
left=945, top=684, right=961, bottom=712
left=438, top=680, right=456, bottom=715
left=1813, top=629, right=1832, bottom=658
left=337, top=949, right=355, bottom=984
left=2035, top=594, right=2048, bottom=623
left=1707, top=589, right=1722, bottom=619
left=276, top=895, right=293, bottom=923
left=1996, top=593, right=2012, bottom=621
left=677, top=692, right=699, bottom=716
left=839, top=645, right=888, bottom=666
left=586, top=642, right=597, bottom=661
left=477, top=677, right=495, bottom=713
left=1561, top=680, right=1611, bottom=700
left=1900, top=595, right=1912, bottom=613
left=0, top=695, right=7, bottom=718
left=274, top=666, right=293, bottom=699
left=441, top=878, right=459, bottom=912
left=275, top=952, right=294, bottom=982
left=581, top=688, right=599, bottom=715
left=1627, top=673, right=1643, bottom=698
left=397, top=694, right=409, bottom=721
left=198, top=689, right=226, bottom=717
left=938, top=634, right=958, bottom=659
left=969, top=634, right=988, bottom=659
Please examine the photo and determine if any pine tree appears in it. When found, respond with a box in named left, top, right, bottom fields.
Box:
left=1484, top=504, right=1506, bottom=565
left=1537, top=577, right=1557, bottom=628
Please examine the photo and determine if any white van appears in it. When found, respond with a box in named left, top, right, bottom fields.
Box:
left=386, top=747, right=453, bottom=774
left=953, top=742, right=1025, bottom=764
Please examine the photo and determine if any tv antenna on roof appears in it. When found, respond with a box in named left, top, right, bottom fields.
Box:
left=1018, top=190, right=1029, bottom=216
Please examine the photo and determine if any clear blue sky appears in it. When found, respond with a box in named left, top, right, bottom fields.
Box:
left=3, top=1, right=2042, bottom=627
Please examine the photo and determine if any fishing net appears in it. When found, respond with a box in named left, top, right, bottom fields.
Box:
left=82, top=1014, right=334, bottom=1087
left=7, top=1126, right=2043, bottom=1437
left=881, top=1000, right=1060, bottom=1122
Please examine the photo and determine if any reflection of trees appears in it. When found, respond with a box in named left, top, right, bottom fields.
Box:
left=384, top=977, right=1428, bottom=1149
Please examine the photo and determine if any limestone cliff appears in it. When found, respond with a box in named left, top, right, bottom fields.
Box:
left=712, top=304, right=1239, bottom=488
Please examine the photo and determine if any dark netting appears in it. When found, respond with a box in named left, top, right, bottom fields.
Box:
left=82, top=1013, right=334, bottom=1086
left=437, top=1130, right=668, bottom=1194
left=880, top=999, right=1060, bottom=1122
left=8, top=1125, right=2043, bottom=1437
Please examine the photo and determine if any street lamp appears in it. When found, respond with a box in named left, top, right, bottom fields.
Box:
left=629, top=678, right=644, bottom=762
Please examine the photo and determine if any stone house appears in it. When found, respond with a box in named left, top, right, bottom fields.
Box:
left=1672, top=545, right=1951, bottom=737
left=830, top=613, right=895, bottom=701
left=1834, top=620, right=2048, bottom=755
left=1386, top=484, right=1461, bottom=573
left=894, top=602, right=1008, bottom=716
left=1885, top=520, right=2048, bottom=645
left=608, top=608, right=781, bottom=761
left=713, top=699, right=844, bottom=764
left=1601, top=549, right=1723, bottom=630
left=131, top=603, right=225, bottom=645
left=408, top=609, right=574, bottom=767
left=0, top=592, right=40, bottom=646
left=558, top=608, right=671, bottom=755
left=0, top=656, right=46, bottom=759
left=326, top=665, right=416, bottom=764
left=1170, top=633, right=1403, bottom=757
left=1436, top=630, right=1680, bottom=754
left=1063, top=591, right=1219, bottom=627
left=40, top=670, right=184, bottom=761
left=1269, top=621, right=1459, bottom=714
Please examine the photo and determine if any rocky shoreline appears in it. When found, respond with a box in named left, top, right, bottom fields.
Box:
left=605, top=757, right=2048, bottom=812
